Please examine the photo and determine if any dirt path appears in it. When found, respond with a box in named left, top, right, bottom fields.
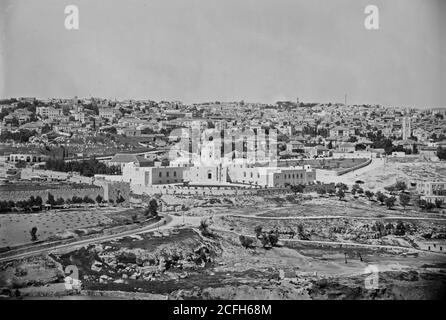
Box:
left=227, top=213, right=446, bottom=222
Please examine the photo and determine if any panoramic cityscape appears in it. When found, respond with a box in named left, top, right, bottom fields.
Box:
left=0, top=0, right=445, bottom=302
left=0, top=97, right=445, bottom=299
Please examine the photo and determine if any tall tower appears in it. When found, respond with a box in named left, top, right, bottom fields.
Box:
left=402, top=117, right=411, bottom=140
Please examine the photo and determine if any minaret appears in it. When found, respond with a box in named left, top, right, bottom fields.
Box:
left=402, top=116, right=411, bottom=140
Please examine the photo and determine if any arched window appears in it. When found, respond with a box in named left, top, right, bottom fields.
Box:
left=207, top=171, right=212, bottom=180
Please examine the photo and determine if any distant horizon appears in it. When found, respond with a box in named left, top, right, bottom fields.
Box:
left=2, top=95, right=446, bottom=110
left=1, top=0, right=445, bottom=109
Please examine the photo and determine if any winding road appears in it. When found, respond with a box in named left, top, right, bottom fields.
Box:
left=1, top=195, right=445, bottom=263
left=0, top=214, right=176, bottom=263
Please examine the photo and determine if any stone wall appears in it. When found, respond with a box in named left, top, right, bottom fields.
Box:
left=0, top=186, right=103, bottom=202
left=102, top=181, right=131, bottom=204
left=131, top=184, right=291, bottom=197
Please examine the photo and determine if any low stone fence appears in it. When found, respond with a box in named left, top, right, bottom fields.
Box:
left=131, top=184, right=291, bottom=197
left=336, top=158, right=372, bottom=176
left=0, top=186, right=103, bottom=202
left=316, top=158, right=372, bottom=177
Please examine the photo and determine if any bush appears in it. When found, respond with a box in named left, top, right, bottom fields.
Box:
left=399, top=193, right=410, bottom=209
left=239, top=235, right=254, bottom=248
left=144, top=199, right=158, bottom=217
left=254, top=226, right=263, bottom=238
left=376, top=191, right=387, bottom=204
left=260, top=233, right=271, bottom=248
left=199, top=219, right=213, bottom=238
left=395, top=221, right=406, bottom=236
left=335, top=183, right=348, bottom=191
left=337, top=189, right=345, bottom=200
left=95, top=195, right=103, bottom=203
left=385, top=196, right=397, bottom=209
left=268, top=231, right=279, bottom=247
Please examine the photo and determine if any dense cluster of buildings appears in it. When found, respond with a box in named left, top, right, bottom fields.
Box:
left=0, top=97, right=445, bottom=197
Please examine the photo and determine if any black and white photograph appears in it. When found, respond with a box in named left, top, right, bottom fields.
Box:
left=0, top=0, right=445, bottom=305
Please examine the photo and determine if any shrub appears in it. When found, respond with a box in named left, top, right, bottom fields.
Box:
left=199, top=219, right=213, bottom=238
left=385, top=196, right=397, bottom=209
left=239, top=235, right=254, bottom=248
left=337, top=189, right=345, bottom=200
left=268, top=231, right=279, bottom=247
left=376, top=191, right=387, bottom=204
left=144, top=199, right=158, bottom=217
left=395, top=221, right=406, bottom=236
left=95, top=195, right=103, bottom=203
left=254, top=226, right=263, bottom=238
left=399, top=193, right=410, bottom=209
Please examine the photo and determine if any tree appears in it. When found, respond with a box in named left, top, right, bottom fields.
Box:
left=72, top=196, right=82, bottom=204
left=435, top=199, right=444, bottom=209
left=385, top=196, right=397, bottom=209
left=83, top=196, right=95, bottom=204
left=425, top=201, right=436, bottom=212
left=95, top=195, right=103, bottom=204
left=199, top=219, right=213, bottom=237
left=290, top=184, right=305, bottom=194
left=399, top=193, right=410, bottom=209
left=352, top=184, right=364, bottom=195
left=394, top=181, right=407, bottom=192
left=372, top=221, right=385, bottom=238
left=30, top=227, right=38, bottom=242
left=55, top=198, right=65, bottom=206
left=268, top=231, right=279, bottom=247
left=145, top=199, right=158, bottom=217
left=316, top=186, right=327, bottom=196
left=260, top=233, right=271, bottom=248
left=254, top=226, right=263, bottom=238
left=327, top=186, right=336, bottom=196
left=35, top=196, right=43, bottom=207
left=116, top=195, right=126, bottom=204
left=365, top=190, right=374, bottom=201
left=239, top=235, right=254, bottom=249
left=337, top=189, right=345, bottom=201
left=46, top=193, right=56, bottom=206
left=394, top=221, right=406, bottom=236
left=336, top=183, right=348, bottom=192
left=376, top=191, right=387, bottom=204
left=437, top=147, right=446, bottom=161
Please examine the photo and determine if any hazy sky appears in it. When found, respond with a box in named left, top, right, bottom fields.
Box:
left=0, top=0, right=445, bottom=107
